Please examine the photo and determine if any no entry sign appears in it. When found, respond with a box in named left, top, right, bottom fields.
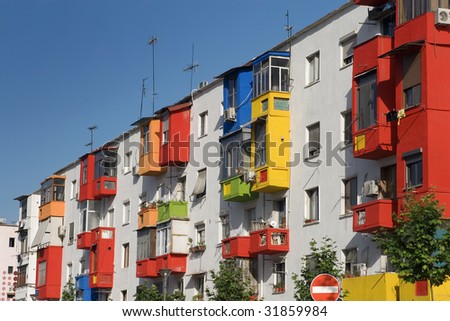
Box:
left=310, top=273, right=340, bottom=301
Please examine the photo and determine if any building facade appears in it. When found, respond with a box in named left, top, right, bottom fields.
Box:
left=0, top=223, right=18, bottom=301
left=16, top=1, right=450, bottom=301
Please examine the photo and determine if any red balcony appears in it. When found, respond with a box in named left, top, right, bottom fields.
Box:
left=249, top=228, right=289, bottom=255
left=35, top=246, right=63, bottom=301
left=354, top=0, right=388, bottom=6
left=76, top=231, right=93, bottom=250
left=155, top=253, right=187, bottom=274
left=353, top=125, right=395, bottom=160
left=353, top=36, right=393, bottom=77
left=136, top=258, right=158, bottom=278
left=353, top=199, right=397, bottom=233
left=89, top=227, right=115, bottom=288
left=221, top=236, right=251, bottom=259
left=92, top=176, right=117, bottom=199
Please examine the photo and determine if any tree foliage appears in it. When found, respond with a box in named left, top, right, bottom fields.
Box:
left=134, top=282, right=185, bottom=301
left=206, top=259, right=255, bottom=301
left=292, top=236, right=345, bottom=301
left=372, top=192, right=450, bottom=290
left=61, top=278, right=76, bottom=301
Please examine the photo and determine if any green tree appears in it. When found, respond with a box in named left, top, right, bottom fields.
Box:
left=292, top=236, right=345, bottom=301
left=134, top=282, right=185, bottom=301
left=206, top=259, right=255, bottom=301
left=372, top=192, right=450, bottom=300
left=61, top=278, right=76, bottom=301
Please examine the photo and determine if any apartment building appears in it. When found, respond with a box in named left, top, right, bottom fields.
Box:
left=0, top=222, right=18, bottom=301
left=17, top=1, right=450, bottom=301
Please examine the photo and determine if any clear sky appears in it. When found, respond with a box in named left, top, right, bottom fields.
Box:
left=0, top=0, right=347, bottom=223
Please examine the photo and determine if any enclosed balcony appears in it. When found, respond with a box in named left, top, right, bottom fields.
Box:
left=221, top=236, right=251, bottom=259
left=353, top=199, right=397, bottom=233
left=89, top=227, right=115, bottom=289
left=222, top=175, right=258, bottom=202
left=138, top=204, right=158, bottom=229
left=35, top=246, right=63, bottom=300
left=249, top=227, right=289, bottom=256
left=157, top=201, right=188, bottom=223
left=155, top=253, right=187, bottom=274
left=131, top=117, right=167, bottom=176
left=76, top=231, right=93, bottom=250
left=39, top=176, right=65, bottom=222
left=354, top=0, right=388, bottom=6
left=136, top=258, right=158, bottom=278
left=352, top=36, right=396, bottom=160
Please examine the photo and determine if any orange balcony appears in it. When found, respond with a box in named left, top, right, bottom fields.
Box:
left=249, top=228, right=289, bottom=255
left=76, top=231, right=93, bottom=250
left=221, top=236, right=251, bottom=259
left=353, top=199, right=397, bottom=233
left=155, top=253, right=187, bottom=274
left=354, top=0, right=388, bottom=6
left=136, top=258, right=158, bottom=278
left=39, top=201, right=65, bottom=222
left=137, top=206, right=158, bottom=230
left=135, top=118, right=167, bottom=176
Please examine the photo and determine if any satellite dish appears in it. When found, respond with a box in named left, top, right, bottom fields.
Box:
left=269, top=220, right=278, bottom=228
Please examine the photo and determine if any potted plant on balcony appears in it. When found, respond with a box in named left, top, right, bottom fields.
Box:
left=190, top=239, right=206, bottom=253
left=273, top=283, right=285, bottom=293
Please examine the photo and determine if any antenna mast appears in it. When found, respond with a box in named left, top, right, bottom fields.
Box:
left=285, top=10, right=293, bottom=39
left=183, top=43, right=199, bottom=94
left=148, top=36, right=158, bottom=115
left=86, top=125, right=98, bottom=152
left=139, top=78, right=148, bottom=119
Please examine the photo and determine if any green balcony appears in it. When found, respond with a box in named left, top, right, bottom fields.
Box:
left=157, top=201, right=188, bottom=223
left=221, top=175, right=258, bottom=202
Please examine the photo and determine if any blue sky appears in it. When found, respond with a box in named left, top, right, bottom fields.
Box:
left=0, top=0, right=347, bottom=223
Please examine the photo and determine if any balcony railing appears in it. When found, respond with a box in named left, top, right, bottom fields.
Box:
left=249, top=227, right=289, bottom=255
left=353, top=199, right=397, bottom=233
left=221, top=236, right=251, bottom=259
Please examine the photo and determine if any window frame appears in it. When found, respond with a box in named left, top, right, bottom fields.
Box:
left=272, top=262, right=286, bottom=293
left=122, top=243, right=130, bottom=268
left=404, top=150, right=423, bottom=189
left=306, top=122, right=321, bottom=159
left=306, top=51, right=320, bottom=86
left=356, top=70, right=377, bottom=130
left=343, top=177, right=358, bottom=216
left=342, top=110, right=353, bottom=146
left=195, top=222, right=206, bottom=246
left=254, top=119, right=267, bottom=168
left=122, top=201, right=131, bottom=225
left=305, top=187, right=319, bottom=223
left=340, top=35, right=357, bottom=68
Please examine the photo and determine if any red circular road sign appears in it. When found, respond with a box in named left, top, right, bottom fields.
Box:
left=310, top=273, right=340, bottom=301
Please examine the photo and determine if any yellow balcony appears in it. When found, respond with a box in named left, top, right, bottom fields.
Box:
left=251, top=166, right=289, bottom=193
left=251, top=91, right=290, bottom=119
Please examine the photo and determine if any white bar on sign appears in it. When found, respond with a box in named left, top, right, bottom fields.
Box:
left=311, top=286, right=339, bottom=293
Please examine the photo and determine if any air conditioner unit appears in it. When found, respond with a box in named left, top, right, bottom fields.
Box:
left=350, top=263, right=367, bottom=277
left=435, top=8, right=450, bottom=26
left=224, top=107, right=236, bottom=122
left=363, top=180, right=379, bottom=196
left=58, top=225, right=66, bottom=237
left=19, top=221, right=25, bottom=229
left=243, top=170, right=256, bottom=183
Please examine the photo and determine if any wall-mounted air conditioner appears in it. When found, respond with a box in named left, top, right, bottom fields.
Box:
left=224, top=107, right=236, bottom=122
left=351, top=263, right=367, bottom=277
left=363, top=180, right=379, bottom=196
left=243, top=170, right=256, bottom=183
left=436, top=8, right=450, bottom=26
left=58, top=225, right=67, bottom=237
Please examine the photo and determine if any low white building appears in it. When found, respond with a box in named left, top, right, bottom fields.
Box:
left=0, top=221, right=18, bottom=301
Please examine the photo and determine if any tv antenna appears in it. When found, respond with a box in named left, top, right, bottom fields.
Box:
left=139, top=78, right=148, bottom=119
left=148, top=36, right=158, bottom=115
left=85, top=125, right=98, bottom=152
left=183, top=43, right=199, bottom=94
left=285, top=10, right=293, bottom=39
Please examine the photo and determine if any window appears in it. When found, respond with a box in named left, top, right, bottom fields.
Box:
left=71, top=180, right=77, bottom=200
left=244, top=208, right=257, bottom=234
left=38, top=261, right=47, bottom=286
left=9, top=237, right=15, bottom=247
left=307, top=123, right=320, bottom=158
left=221, top=215, right=231, bottom=239
left=175, top=177, right=186, bottom=201
left=195, top=274, right=205, bottom=299
left=123, top=201, right=130, bottom=225
left=137, top=229, right=152, bottom=260
left=105, top=208, right=115, bottom=228
left=305, top=187, right=319, bottom=223
left=404, top=150, right=423, bottom=188
left=381, top=14, right=395, bottom=36
left=7, top=266, right=13, bottom=274
left=340, top=35, right=356, bottom=67
left=80, top=200, right=100, bottom=232
left=94, top=149, right=117, bottom=178
left=67, top=263, right=73, bottom=282
left=343, top=178, right=357, bottom=215
left=142, top=124, right=150, bottom=154
left=199, top=112, right=208, bottom=137
left=17, top=266, right=27, bottom=287
left=342, top=111, right=352, bottom=146
left=399, top=0, right=429, bottom=24
left=380, top=165, right=397, bottom=199
left=20, top=233, right=28, bottom=254
left=41, top=177, right=65, bottom=205
left=124, top=151, right=132, bottom=172
left=195, top=223, right=206, bottom=245
left=227, top=77, right=237, bottom=108
left=306, top=51, right=320, bottom=85
left=273, top=262, right=286, bottom=293
left=157, top=222, right=171, bottom=256
left=162, top=117, right=169, bottom=145
left=191, top=169, right=207, bottom=199
left=20, top=198, right=27, bottom=220
left=343, top=248, right=358, bottom=275
left=403, top=51, right=421, bottom=108
left=253, top=55, right=289, bottom=98
left=254, top=120, right=266, bottom=167
left=122, top=243, right=130, bottom=268
left=273, top=199, right=286, bottom=228
left=68, top=222, right=75, bottom=244
left=121, top=290, right=127, bottom=301
left=356, top=71, right=377, bottom=130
